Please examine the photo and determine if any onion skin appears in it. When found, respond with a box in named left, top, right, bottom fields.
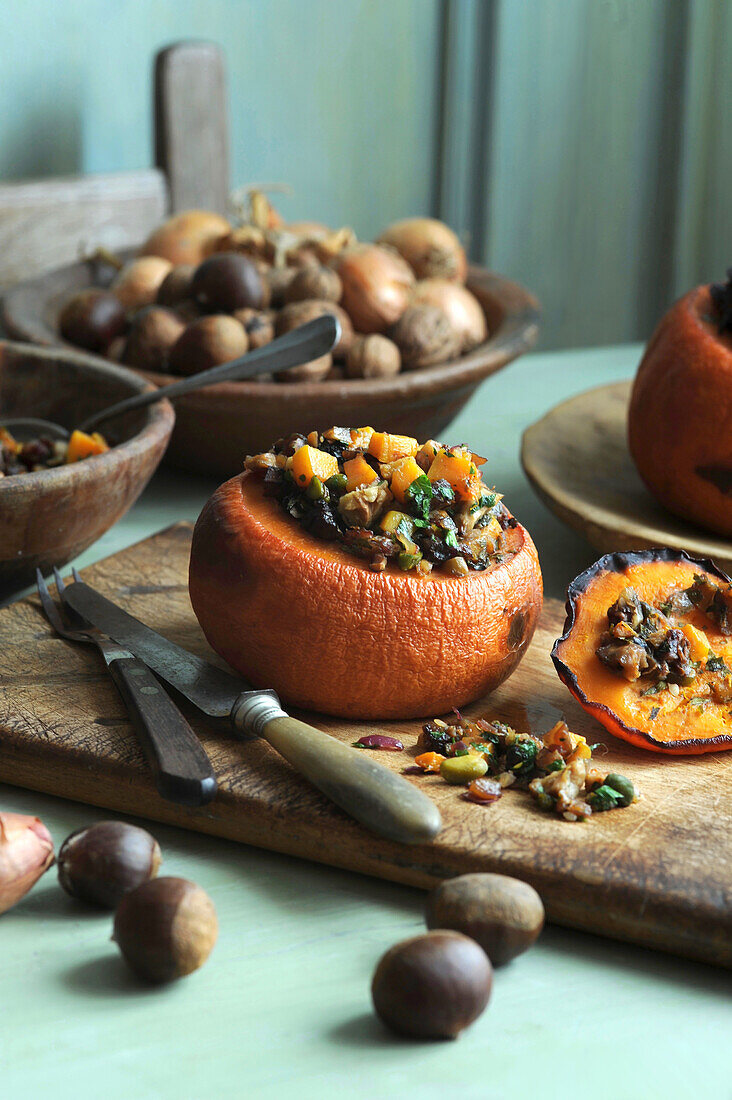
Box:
left=140, top=210, right=231, bottom=266
left=335, top=245, right=415, bottom=334
left=377, top=217, right=467, bottom=283
left=0, top=813, right=54, bottom=915
left=112, top=257, right=173, bottom=311
left=411, top=278, right=488, bottom=352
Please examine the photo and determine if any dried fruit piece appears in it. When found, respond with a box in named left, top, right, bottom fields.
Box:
left=464, top=777, right=502, bottom=804
left=353, top=734, right=404, bottom=751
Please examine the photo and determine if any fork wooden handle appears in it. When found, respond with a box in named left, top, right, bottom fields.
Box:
left=107, top=655, right=217, bottom=807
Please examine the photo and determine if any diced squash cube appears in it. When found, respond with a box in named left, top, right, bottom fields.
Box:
left=290, top=445, right=339, bottom=486
left=343, top=454, right=378, bottom=491
left=415, top=439, right=442, bottom=469
left=390, top=456, right=423, bottom=503
left=66, top=430, right=109, bottom=464
left=427, top=450, right=481, bottom=501
left=368, top=431, right=418, bottom=463
left=683, top=624, right=712, bottom=663
left=350, top=426, right=374, bottom=449
left=306, top=430, right=319, bottom=446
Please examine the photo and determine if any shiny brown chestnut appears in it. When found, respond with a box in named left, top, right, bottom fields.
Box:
left=57, top=821, right=161, bottom=908
left=113, top=876, right=218, bottom=982
left=58, top=289, right=127, bottom=353
left=191, top=253, right=267, bottom=313
left=371, top=930, right=492, bottom=1039
left=156, top=264, right=196, bottom=307
left=426, top=873, right=544, bottom=966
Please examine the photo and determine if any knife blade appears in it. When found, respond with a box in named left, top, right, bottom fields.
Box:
left=63, top=580, right=252, bottom=718
left=60, top=579, right=443, bottom=846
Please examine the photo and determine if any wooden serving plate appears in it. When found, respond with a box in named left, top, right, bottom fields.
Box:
left=2, top=255, right=539, bottom=478
left=521, top=380, right=732, bottom=573
left=0, top=524, right=729, bottom=967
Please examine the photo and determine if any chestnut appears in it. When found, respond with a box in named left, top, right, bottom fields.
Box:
left=425, top=873, right=544, bottom=966
left=57, top=821, right=161, bottom=909
left=113, top=876, right=218, bottom=983
left=372, top=930, right=492, bottom=1039
left=58, top=289, right=126, bottom=353
left=122, top=306, right=185, bottom=372
left=191, top=253, right=267, bottom=313
left=274, top=353, right=332, bottom=384
left=156, top=264, right=196, bottom=307
left=168, top=315, right=248, bottom=376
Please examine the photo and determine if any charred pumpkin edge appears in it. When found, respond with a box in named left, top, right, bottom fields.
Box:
left=550, top=547, right=732, bottom=752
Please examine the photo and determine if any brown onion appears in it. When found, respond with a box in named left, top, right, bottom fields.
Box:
left=335, top=245, right=415, bottom=334
left=0, top=812, right=54, bottom=914
left=112, top=257, right=173, bottom=311
left=377, top=218, right=467, bottom=283
left=411, top=278, right=488, bottom=352
left=140, top=210, right=231, bottom=266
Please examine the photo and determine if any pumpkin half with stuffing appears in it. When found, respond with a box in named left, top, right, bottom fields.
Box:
left=189, top=427, right=542, bottom=719
left=628, top=272, right=732, bottom=537
left=552, top=548, right=732, bottom=754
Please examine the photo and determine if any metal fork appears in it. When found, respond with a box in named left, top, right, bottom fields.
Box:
left=37, top=568, right=217, bottom=807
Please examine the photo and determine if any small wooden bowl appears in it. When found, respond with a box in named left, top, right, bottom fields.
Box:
left=0, top=341, right=174, bottom=601
left=3, top=257, right=539, bottom=478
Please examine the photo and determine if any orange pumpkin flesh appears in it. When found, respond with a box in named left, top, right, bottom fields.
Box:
left=552, top=549, right=732, bottom=754
left=189, top=473, right=543, bottom=719
left=628, top=285, right=732, bottom=537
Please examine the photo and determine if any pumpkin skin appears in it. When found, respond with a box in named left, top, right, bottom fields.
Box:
left=628, top=285, right=732, bottom=537
left=552, top=548, right=732, bottom=754
left=189, top=472, right=543, bottom=719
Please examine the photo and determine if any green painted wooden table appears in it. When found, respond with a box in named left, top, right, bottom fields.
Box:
left=1, top=345, right=730, bottom=1099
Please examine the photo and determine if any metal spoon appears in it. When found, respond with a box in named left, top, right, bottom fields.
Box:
left=1, top=315, right=339, bottom=443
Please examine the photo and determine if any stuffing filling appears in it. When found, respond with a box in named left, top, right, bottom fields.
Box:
left=245, top=426, right=516, bottom=576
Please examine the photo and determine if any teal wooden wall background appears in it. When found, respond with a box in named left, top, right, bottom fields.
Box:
left=1, top=0, right=729, bottom=350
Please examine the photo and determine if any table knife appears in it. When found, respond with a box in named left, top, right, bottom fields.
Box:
left=60, top=580, right=443, bottom=846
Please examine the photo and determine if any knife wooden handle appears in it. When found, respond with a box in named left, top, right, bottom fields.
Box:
left=107, top=655, right=218, bottom=807
left=258, top=714, right=442, bottom=845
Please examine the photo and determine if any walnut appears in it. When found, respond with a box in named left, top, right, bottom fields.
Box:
left=284, top=265, right=343, bottom=304
left=265, top=265, right=297, bottom=306
left=345, top=334, right=401, bottom=379
left=233, top=308, right=275, bottom=349
left=275, top=299, right=354, bottom=358
left=388, top=305, right=461, bottom=370
left=338, top=480, right=393, bottom=528
left=274, top=354, right=332, bottom=384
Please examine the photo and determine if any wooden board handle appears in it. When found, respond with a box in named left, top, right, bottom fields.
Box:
left=260, top=714, right=442, bottom=846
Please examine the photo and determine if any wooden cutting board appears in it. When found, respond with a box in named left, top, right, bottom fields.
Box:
left=0, top=524, right=729, bottom=968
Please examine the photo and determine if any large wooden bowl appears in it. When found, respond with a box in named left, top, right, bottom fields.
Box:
left=2, top=257, right=539, bottom=478
left=0, top=341, right=174, bottom=600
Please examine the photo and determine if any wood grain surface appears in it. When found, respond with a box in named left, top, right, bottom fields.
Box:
left=0, top=524, right=729, bottom=968
left=522, top=380, right=732, bottom=574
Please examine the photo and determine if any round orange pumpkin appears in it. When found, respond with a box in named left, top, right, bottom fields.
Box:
left=189, top=473, right=542, bottom=719
left=628, top=279, right=732, bottom=537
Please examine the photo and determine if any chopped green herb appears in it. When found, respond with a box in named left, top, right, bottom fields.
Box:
left=545, top=759, right=565, bottom=773
left=404, top=474, right=433, bottom=521
left=587, top=785, right=625, bottom=812
left=445, top=530, right=459, bottom=550
left=649, top=705, right=660, bottom=720
left=505, top=738, right=538, bottom=774
left=641, top=682, right=665, bottom=696
left=707, top=654, right=730, bottom=674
